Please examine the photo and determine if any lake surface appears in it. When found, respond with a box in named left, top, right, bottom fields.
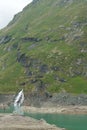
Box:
left=26, top=113, right=87, bottom=130
left=0, top=106, right=87, bottom=130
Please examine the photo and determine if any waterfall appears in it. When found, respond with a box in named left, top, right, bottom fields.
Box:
left=13, top=89, right=24, bottom=115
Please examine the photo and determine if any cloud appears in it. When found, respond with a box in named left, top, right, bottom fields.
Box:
left=0, top=0, right=33, bottom=29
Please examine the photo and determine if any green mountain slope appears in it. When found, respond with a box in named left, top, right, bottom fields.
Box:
left=0, top=0, right=87, bottom=94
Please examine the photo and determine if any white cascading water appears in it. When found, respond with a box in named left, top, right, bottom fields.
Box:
left=13, top=89, right=24, bottom=115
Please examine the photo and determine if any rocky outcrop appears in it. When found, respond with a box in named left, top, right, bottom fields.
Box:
left=0, top=94, right=14, bottom=104
left=48, top=92, right=87, bottom=106
left=21, top=37, right=42, bottom=42
left=0, top=35, right=11, bottom=44
left=0, top=92, right=87, bottom=108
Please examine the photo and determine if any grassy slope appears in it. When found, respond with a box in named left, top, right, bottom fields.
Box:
left=0, top=0, right=87, bottom=94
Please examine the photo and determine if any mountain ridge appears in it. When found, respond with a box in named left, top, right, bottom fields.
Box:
left=0, top=0, right=87, bottom=94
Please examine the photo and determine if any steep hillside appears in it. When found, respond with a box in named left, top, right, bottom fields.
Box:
left=0, top=0, right=87, bottom=94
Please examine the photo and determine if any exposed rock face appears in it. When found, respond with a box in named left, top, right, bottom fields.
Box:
left=0, top=114, right=64, bottom=130
left=21, top=37, right=42, bottom=42
left=0, top=35, right=11, bottom=44
left=0, top=94, right=14, bottom=104
left=23, top=91, right=87, bottom=107
left=48, top=92, right=87, bottom=106
left=1, top=92, right=87, bottom=108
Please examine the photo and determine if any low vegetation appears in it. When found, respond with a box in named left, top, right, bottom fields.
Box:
left=0, top=0, right=87, bottom=94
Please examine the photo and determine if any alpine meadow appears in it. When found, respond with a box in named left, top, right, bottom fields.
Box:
left=0, top=0, right=87, bottom=94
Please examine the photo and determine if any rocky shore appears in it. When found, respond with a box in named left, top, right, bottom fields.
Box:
left=23, top=105, right=87, bottom=114
left=21, top=92, right=87, bottom=107
left=0, top=92, right=87, bottom=114
left=0, top=114, right=64, bottom=130
left=0, top=92, right=87, bottom=106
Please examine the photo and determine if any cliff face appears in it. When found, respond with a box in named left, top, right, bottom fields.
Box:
left=0, top=0, right=87, bottom=94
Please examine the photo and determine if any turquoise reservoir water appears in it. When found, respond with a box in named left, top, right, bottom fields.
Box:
left=26, top=113, right=87, bottom=130
left=0, top=106, right=87, bottom=130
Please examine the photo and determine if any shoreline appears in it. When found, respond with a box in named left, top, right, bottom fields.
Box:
left=23, top=105, right=87, bottom=114
left=0, top=113, right=64, bottom=130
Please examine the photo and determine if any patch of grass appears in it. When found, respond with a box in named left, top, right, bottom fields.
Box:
left=67, top=77, right=87, bottom=94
